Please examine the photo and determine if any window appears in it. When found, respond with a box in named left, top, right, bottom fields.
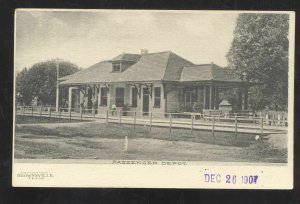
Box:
left=154, top=87, right=161, bottom=108
left=100, top=87, right=108, bottom=106
left=185, top=90, right=196, bottom=107
left=131, top=87, right=138, bottom=107
left=115, top=88, right=125, bottom=107
left=112, top=63, right=121, bottom=72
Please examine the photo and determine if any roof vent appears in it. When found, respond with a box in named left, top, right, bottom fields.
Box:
left=141, top=49, right=148, bottom=55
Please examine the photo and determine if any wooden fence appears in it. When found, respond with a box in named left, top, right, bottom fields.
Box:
left=16, top=106, right=287, bottom=142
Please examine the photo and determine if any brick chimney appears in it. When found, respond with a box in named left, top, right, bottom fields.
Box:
left=141, top=49, right=148, bottom=55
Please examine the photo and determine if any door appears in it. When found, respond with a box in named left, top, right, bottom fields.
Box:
left=143, top=88, right=149, bottom=115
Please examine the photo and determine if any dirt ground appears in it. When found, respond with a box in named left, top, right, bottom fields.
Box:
left=14, top=117, right=287, bottom=163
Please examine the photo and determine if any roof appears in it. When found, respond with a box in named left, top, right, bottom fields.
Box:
left=180, top=64, right=241, bottom=82
left=109, top=53, right=141, bottom=62
left=60, top=51, right=193, bottom=85
left=60, top=51, right=241, bottom=85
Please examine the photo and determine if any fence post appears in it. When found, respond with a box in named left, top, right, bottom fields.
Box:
left=191, top=115, right=194, bottom=134
left=124, top=136, right=128, bottom=152
left=69, top=109, right=71, bottom=122
left=22, top=107, right=25, bottom=116
left=149, top=112, right=152, bottom=132
left=59, top=107, right=61, bottom=120
left=106, top=110, right=109, bottom=123
left=31, top=106, right=34, bottom=116
left=169, top=113, right=172, bottom=133
left=212, top=115, right=215, bottom=139
left=134, top=111, right=136, bottom=129
left=80, top=107, right=83, bottom=121
left=40, top=106, right=42, bottom=119
left=93, top=108, right=95, bottom=120
left=119, top=110, right=122, bottom=124
left=49, top=108, right=51, bottom=118
left=260, top=117, right=264, bottom=140
left=235, top=115, right=238, bottom=141
left=277, top=113, right=284, bottom=126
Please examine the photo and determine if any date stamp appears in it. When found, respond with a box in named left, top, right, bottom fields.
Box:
left=204, top=173, right=259, bottom=185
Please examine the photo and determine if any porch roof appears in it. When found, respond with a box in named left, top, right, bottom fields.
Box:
left=180, top=64, right=242, bottom=82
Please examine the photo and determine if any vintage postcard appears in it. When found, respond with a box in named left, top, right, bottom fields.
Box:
left=13, top=9, right=294, bottom=189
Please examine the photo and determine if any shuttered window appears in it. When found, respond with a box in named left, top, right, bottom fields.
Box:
left=154, top=87, right=161, bottom=108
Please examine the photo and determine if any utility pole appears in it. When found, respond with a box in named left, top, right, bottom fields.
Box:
left=55, top=59, right=60, bottom=112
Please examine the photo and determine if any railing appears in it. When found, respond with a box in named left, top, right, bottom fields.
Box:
left=16, top=106, right=287, bottom=141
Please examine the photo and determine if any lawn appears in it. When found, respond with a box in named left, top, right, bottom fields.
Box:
left=14, top=116, right=287, bottom=163
left=16, top=115, right=89, bottom=124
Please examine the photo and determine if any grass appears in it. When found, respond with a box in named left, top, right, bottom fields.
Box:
left=14, top=116, right=287, bottom=162
left=16, top=115, right=89, bottom=124
left=16, top=122, right=256, bottom=147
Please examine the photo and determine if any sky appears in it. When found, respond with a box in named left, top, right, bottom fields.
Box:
left=15, top=10, right=238, bottom=71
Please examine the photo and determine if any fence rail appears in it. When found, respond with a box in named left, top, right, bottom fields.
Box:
left=16, top=106, right=287, bottom=141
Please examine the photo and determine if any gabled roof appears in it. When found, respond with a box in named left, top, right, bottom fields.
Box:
left=180, top=64, right=241, bottom=82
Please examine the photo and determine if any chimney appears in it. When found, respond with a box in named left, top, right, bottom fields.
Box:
left=141, top=49, right=148, bottom=55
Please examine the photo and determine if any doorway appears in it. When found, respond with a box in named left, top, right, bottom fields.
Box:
left=143, top=88, right=149, bottom=115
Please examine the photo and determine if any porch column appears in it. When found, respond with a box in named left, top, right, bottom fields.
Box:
left=68, top=87, right=74, bottom=112
left=107, top=84, right=111, bottom=109
left=215, top=88, right=219, bottom=110
left=209, top=84, right=214, bottom=109
left=237, top=88, right=243, bottom=110
left=85, top=86, right=89, bottom=112
left=97, top=85, right=101, bottom=113
left=203, top=86, right=206, bottom=109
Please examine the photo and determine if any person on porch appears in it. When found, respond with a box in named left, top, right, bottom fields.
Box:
left=111, top=104, right=117, bottom=116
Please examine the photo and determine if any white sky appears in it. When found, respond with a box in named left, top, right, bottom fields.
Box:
left=15, top=10, right=238, bottom=71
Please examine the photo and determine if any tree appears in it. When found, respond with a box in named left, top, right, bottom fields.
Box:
left=226, top=13, right=289, bottom=111
left=16, top=67, right=31, bottom=105
left=16, top=59, right=80, bottom=106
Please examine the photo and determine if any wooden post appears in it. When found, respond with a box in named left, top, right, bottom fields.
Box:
left=134, top=111, right=136, bottom=129
left=49, top=108, right=51, bottom=118
left=106, top=110, right=109, bottom=123
left=31, top=106, right=34, bottom=116
left=212, top=115, right=215, bottom=139
left=169, top=113, right=172, bottom=133
left=93, top=108, right=95, bottom=120
left=59, top=107, right=61, bottom=120
left=260, top=117, right=264, bottom=139
left=119, top=110, right=122, bottom=124
left=124, top=136, right=128, bottom=152
left=23, top=107, right=25, bottom=116
left=69, top=109, right=71, bottom=122
left=80, top=107, right=83, bottom=121
left=191, top=115, right=194, bottom=134
left=40, top=106, right=42, bottom=119
left=235, top=116, right=238, bottom=140
left=149, top=112, right=152, bottom=132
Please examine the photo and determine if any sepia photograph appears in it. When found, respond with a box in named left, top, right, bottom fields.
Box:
left=12, top=9, right=294, bottom=189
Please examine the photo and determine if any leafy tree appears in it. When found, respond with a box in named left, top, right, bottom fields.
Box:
left=226, top=13, right=289, bottom=111
left=16, top=59, right=80, bottom=106
left=16, top=67, right=31, bottom=105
